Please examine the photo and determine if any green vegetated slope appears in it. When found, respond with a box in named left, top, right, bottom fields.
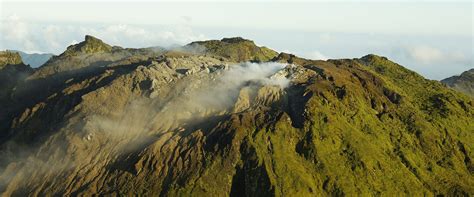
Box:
left=0, top=36, right=472, bottom=196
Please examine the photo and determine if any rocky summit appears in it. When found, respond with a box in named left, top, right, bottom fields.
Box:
left=0, top=35, right=473, bottom=196
left=0, top=51, right=23, bottom=69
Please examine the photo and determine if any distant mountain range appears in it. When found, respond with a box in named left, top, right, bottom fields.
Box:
left=0, top=35, right=472, bottom=196
left=442, top=69, right=474, bottom=97
left=11, top=50, right=54, bottom=68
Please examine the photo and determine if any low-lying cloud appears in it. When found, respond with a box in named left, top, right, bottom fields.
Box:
left=161, top=62, right=290, bottom=119
left=221, top=62, right=290, bottom=88
left=406, top=45, right=469, bottom=65
left=280, top=49, right=329, bottom=61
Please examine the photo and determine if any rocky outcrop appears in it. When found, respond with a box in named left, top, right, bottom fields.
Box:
left=0, top=51, right=23, bottom=69
left=61, top=35, right=113, bottom=56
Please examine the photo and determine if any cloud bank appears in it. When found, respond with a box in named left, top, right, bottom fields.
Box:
left=0, top=15, right=207, bottom=54
left=406, top=45, right=469, bottom=65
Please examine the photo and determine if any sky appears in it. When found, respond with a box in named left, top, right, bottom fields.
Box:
left=0, top=0, right=472, bottom=79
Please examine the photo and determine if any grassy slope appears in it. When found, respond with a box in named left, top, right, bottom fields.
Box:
left=173, top=54, right=473, bottom=196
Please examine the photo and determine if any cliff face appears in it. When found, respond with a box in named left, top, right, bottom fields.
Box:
left=0, top=36, right=473, bottom=196
left=442, top=69, right=474, bottom=97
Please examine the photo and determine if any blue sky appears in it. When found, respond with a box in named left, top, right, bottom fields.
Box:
left=0, top=1, right=472, bottom=79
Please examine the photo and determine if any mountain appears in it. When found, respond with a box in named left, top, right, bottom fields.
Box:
left=0, top=35, right=472, bottom=196
left=441, top=69, right=474, bottom=97
left=11, top=50, right=54, bottom=68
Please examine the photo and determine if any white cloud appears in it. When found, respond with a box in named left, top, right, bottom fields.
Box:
left=279, top=49, right=329, bottom=61
left=305, top=51, right=329, bottom=60
left=406, top=45, right=469, bottom=65
left=318, top=33, right=333, bottom=43
left=407, top=46, right=443, bottom=64
left=43, top=25, right=65, bottom=50
left=0, top=16, right=207, bottom=54
left=0, top=15, right=37, bottom=51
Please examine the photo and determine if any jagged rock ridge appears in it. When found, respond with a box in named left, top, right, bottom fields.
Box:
left=0, top=36, right=472, bottom=196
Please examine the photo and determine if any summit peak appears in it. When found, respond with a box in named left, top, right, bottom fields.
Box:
left=61, top=35, right=112, bottom=56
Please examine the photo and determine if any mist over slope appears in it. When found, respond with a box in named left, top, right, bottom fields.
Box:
left=0, top=35, right=472, bottom=196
